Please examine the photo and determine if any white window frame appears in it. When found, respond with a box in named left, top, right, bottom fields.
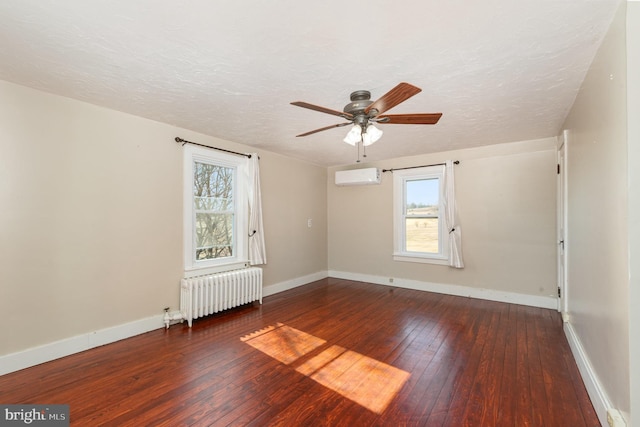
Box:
left=183, top=145, right=248, bottom=273
left=393, top=165, right=450, bottom=265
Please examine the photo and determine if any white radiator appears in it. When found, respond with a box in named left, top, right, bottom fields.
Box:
left=180, top=267, right=263, bottom=327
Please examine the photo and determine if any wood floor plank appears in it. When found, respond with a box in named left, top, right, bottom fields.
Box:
left=496, top=303, right=519, bottom=425
left=477, top=302, right=510, bottom=426
left=457, top=301, right=503, bottom=426
left=0, top=279, right=599, bottom=426
left=406, top=297, right=478, bottom=425
left=534, top=305, right=581, bottom=425
left=514, top=305, right=534, bottom=426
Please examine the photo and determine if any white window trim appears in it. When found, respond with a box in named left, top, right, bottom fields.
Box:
left=393, top=165, right=450, bottom=265
left=183, top=144, right=248, bottom=274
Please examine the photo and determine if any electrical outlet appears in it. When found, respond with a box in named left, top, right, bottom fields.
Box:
left=389, top=278, right=394, bottom=283
left=607, top=409, right=626, bottom=427
left=307, top=218, right=312, bottom=228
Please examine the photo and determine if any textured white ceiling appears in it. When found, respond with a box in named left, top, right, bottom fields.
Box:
left=0, top=0, right=622, bottom=166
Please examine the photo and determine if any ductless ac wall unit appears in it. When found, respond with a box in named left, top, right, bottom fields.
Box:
left=335, top=168, right=381, bottom=186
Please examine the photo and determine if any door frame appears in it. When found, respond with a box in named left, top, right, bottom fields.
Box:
left=557, top=130, right=568, bottom=316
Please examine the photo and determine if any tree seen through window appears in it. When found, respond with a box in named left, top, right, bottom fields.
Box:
left=193, top=162, right=234, bottom=260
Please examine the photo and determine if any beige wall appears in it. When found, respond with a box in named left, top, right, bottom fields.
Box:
left=628, top=2, right=640, bottom=422
left=562, top=1, right=631, bottom=420
left=259, top=150, right=327, bottom=286
left=328, top=138, right=558, bottom=299
left=0, top=80, right=327, bottom=356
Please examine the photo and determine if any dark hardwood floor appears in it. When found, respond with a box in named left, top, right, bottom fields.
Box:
left=0, top=278, right=599, bottom=426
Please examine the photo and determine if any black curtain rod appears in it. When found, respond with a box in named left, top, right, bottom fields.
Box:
left=382, top=160, right=459, bottom=173
left=175, top=137, right=252, bottom=159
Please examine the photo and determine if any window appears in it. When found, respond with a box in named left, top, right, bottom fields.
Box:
left=184, top=145, right=248, bottom=272
left=393, top=165, right=449, bottom=264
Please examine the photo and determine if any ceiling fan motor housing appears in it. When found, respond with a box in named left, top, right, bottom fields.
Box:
left=344, top=90, right=374, bottom=117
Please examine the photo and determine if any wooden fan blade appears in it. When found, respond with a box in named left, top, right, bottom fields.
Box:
left=296, top=122, right=352, bottom=137
left=291, top=101, right=353, bottom=119
left=364, top=82, right=422, bottom=115
left=377, top=113, right=442, bottom=125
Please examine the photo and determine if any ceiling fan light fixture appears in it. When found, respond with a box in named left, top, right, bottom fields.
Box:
left=343, top=124, right=362, bottom=146
left=362, top=125, right=383, bottom=146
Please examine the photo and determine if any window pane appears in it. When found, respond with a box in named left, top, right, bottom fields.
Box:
left=194, top=163, right=233, bottom=204
left=405, top=218, right=439, bottom=253
left=405, top=179, right=439, bottom=216
left=193, top=161, right=234, bottom=261
left=195, top=213, right=233, bottom=260
left=405, top=178, right=439, bottom=253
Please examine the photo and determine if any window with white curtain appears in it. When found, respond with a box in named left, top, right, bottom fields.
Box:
left=183, top=145, right=248, bottom=272
left=393, top=165, right=450, bottom=265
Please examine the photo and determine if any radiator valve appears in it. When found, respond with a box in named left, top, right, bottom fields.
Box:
left=163, top=308, right=185, bottom=329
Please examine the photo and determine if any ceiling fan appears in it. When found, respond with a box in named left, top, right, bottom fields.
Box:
left=291, top=82, right=442, bottom=148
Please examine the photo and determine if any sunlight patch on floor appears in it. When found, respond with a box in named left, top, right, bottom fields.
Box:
left=240, top=323, right=326, bottom=365
left=241, top=324, right=410, bottom=414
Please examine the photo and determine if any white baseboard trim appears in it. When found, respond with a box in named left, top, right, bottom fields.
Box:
left=0, top=269, right=556, bottom=377
left=263, top=270, right=328, bottom=297
left=0, top=314, right=165, bottom=377
left=564, top=322, right=627, bottom=427
left=0, top=271, right=330, bottom=377
left=328, top=270, right=557, bottom=309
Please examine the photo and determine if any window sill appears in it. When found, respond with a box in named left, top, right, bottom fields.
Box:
left=393, top=254, right=449, bottom=266
left=184, top=261, right=250, bottom=279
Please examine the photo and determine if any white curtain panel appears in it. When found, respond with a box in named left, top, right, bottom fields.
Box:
left=247, top=154, right=267, bottom=265
left=444, top=160, right=464, bottom=268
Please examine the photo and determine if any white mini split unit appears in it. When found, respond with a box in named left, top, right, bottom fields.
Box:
left=335, top=168, right=381, bottom=186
